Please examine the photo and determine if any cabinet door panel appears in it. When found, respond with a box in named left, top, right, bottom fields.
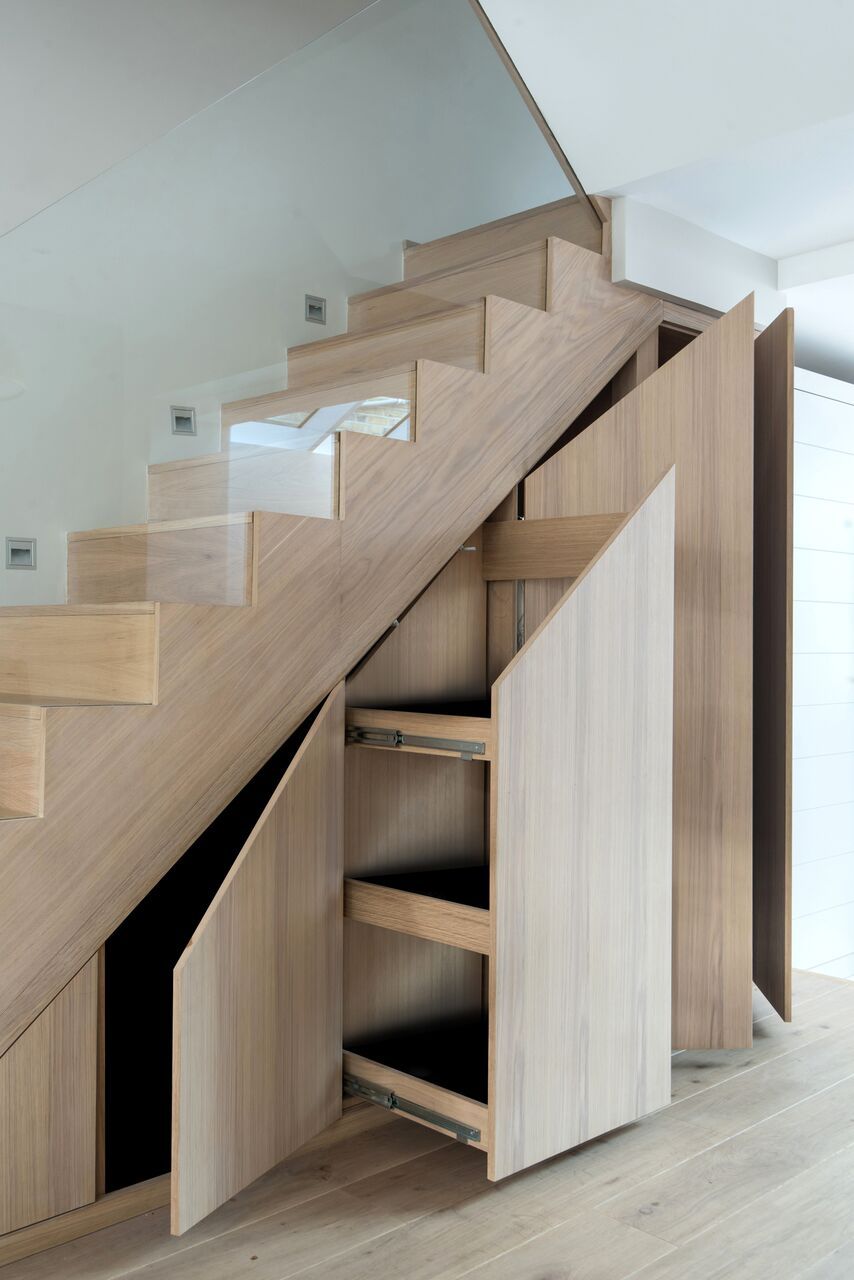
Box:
left=753, top=308, right=794, bottom=1020
left=490, top=471, right=674, bottom=1180
left=0, top=956, right=98, bottom=1235
left=171, top=685, right=344, bottom=1234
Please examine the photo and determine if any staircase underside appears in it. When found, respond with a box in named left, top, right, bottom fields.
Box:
left=0, top=239, right=662, bottom=1057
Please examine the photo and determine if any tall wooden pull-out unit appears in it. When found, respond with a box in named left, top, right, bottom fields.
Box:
left=172, top=471, right=676, bottom=1230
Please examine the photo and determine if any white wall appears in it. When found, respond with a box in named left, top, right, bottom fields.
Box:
left=793, top=367, right=854, bottom=978
left=0, top=0, right=570, bottom=605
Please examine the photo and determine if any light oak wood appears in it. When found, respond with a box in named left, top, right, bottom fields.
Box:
left=344, top=879, right=490, bottom=955
left=345, top=706, right=493, bottom=761
left=68, top=514, right=256, bottom=607
left=0, top=605, right=158, bottom=705
left=343, top=1051, right=488, bottom=1153
left=613, top=329, right=659, bottom=403
left=0, top=237, right=660, bottom=1063
left=486, top=490, right=519, bottom=684
left=171, top=685, right=344, bottom=1235
left=346, top=541, right=487, bottom=707
left=147, top=444, right=336, bottom=522
left=286, top=303, right=485, bottom=390
left=525, top=297, right=755, bottom=1050
left=0, top=1175, right=170, bottom=1269
left=18, top=970, right=854, bottom=1280
left=343, top=748, right=486, bottom=1041
left=0, top=703, right=45, bottom=819
left=0, top=956, right=98, bottom=1235
left=489, top=471, right=675, bottom=1179
left=221, top=368, right=416, bottom=436
left=404, top=199, right=602, bottom=279
left=753, top=308, right=794, bottom=1022
left=349, top=242, right=548, bottom=335
left=482, top=512, right=624, bottom=580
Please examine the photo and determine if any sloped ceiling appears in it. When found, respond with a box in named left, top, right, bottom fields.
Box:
left=0, top=0, right=374, bottom=236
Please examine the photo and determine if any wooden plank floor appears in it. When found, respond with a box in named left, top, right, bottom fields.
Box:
left=6, top=969, right=854, bottom=1279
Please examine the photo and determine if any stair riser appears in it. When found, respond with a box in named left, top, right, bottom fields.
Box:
left=147, top=450, right=336, bottom=523
left=348, top=244, right=547, bottom=336
left=404, top=197, right=600, bottom=279
left=0, top=612, right=158, bottom=705
left=286, top=304, right=484, bottom=391
left=68, top=518, right=256, bottom=607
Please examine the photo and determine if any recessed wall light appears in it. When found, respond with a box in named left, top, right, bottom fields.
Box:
left=6, top=537, right=36, bottom=569
left=171, top=406, right=197, bottom=436
left=305, top=295, right=327, bottom=325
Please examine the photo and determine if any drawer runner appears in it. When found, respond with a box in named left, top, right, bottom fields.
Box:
left=343, top=1072, right=482, bottom=1143
left=346, top=725, right=486, bottom=760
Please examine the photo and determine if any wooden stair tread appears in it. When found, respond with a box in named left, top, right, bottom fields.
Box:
left=221, top=368, right=416, bottom=433
left=0, top=693, right=151, bottom=708
left=0, top=602, right=155, bottom=616
left=68, top=513, right=253, bottom=541
left=288, top=301, right=484, bottom=358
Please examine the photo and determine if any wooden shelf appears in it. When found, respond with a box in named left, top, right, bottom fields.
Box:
left=343, top=1015, right=488, bottom=1151
left=345, top=704, right=493, bottom=761
left=345, top=865, right=490, bottom=955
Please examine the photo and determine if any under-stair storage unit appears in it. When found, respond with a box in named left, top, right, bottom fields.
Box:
left=167, top=469, right=675, bottom=1233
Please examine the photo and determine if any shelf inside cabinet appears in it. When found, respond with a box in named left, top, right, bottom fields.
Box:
left=343, top=1014, right=488, bottom=1150
left=345, top=702, right=493, bottom=761
left=345, top=864, right=490, bottom=954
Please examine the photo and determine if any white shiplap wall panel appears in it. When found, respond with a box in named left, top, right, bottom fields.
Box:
left=794, top=704, right=854, bottom=757
left=793, top=376, right=854, bottom=978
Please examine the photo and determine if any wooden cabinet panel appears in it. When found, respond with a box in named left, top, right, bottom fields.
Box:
left=171, top=685, right=344, bottom=1235
left=490, top=471, right=675, bottom=1179
left=753, top=309, right=794, bottom=1020
left=0, top=956, right=98, bottom=1235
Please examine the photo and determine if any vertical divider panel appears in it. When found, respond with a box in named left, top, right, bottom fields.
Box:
left=753, top=309, right=794, bottom=1020
left=171, top=684, right=344, bottom=1235
left=490, top=470, right=675, bottom=1180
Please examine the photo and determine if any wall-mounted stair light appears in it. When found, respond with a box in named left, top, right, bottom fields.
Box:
left=305, top=294, right=327, bottom=325
left=171, top=405, right=197, bottom=436
left=6, top=537, right=36, bottom=569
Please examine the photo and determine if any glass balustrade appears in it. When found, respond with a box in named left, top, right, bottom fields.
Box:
left=0, top=0, right=576, bottom=603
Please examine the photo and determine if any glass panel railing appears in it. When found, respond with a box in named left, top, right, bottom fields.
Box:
left=0, top=0, right=574, bottom=603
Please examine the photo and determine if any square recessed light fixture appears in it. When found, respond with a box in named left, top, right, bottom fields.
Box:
left=171, top=405, right=197, bottom=436
left=305, top=294, right=327, bottom=325
left=6, top=536, right=36, bottom=569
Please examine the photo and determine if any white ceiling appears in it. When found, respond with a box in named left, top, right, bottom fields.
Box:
left=478, top=0, right=854, bottom=195
left=0, top=0, right=374, bottom=236
left=480, top=0, right=854, bottom=382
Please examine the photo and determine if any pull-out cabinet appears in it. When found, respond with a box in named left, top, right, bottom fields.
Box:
left=169, top=469, right=675, bottom=1233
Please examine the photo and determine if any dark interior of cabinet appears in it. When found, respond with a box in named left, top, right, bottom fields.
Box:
left=659, top=323, right=699, bottom=366
left=342, top=537, right=492, bottom=1106
left=346, top=1013, right=489, bottom=1103
left=103, top=708, right=317, bottom=1193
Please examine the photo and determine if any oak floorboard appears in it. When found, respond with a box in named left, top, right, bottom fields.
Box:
left=9, top=972, right=852, bottom=1280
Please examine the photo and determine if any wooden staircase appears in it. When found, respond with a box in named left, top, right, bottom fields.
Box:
left=0, top=202, right=663, bottom=1066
